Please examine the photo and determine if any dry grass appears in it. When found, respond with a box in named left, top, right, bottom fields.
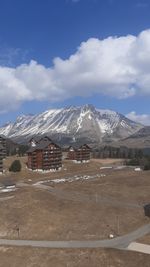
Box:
left=0, top=247, right=150, bottom=267
left=0, top=156, right=150, bottom=266
left=91, top=158, right=124, bottom=164
left=2, top=156, right=104, bottom=182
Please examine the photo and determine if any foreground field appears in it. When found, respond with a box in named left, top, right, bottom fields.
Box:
left=2, top=156, right=124, bottom=182
left=0, top=156, right=149, bottom=266
left=0, top=247, right=150, bottom=267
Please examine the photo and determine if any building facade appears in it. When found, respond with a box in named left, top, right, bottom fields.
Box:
left=27, top=137, right=62, bottom=171
left=0, top=135, right=6, bottom=158
left=0, top=144, right=4, bottom=173
left=67, top=144, right=91, bottom=163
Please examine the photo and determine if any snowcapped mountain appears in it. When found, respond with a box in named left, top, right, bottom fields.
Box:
left=0, top=105, right=142, bottom=145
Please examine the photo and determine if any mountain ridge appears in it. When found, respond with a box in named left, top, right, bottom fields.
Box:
left=0, top=104, right=143, bottom=145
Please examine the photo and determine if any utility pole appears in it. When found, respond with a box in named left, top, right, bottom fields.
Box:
left=14, top=225, right=20, bottom=238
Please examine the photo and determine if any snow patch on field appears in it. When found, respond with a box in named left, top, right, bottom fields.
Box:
left=100, top=166, right=113, bottom=170
left=0, top=185, right=17, bottom=193
left=34, top=173, right=106, bottom=186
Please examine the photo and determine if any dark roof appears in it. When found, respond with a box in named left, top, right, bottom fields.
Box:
left=29, top=136, right=41, bottom=143
left=29, top=136, right=52, bottom=144
left=80, top=144, right=91, bottom=149
left=68, top=144, right=91, bottom=151
left=35, top=140, right=52, bottom=150
left=40, top=136, right=52, bottom=142
left=27, top=147, right=36, bottom=153
left=0, top=134, right=6, bottom=139
left=27, top=139, right=61, bottom=153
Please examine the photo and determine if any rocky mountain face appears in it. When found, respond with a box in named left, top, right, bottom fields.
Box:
left=0, top=105, right=142, bottom=146
left=114, top=126, right=150, bottom=148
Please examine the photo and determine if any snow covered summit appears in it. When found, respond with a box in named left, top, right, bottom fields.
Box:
left=0, top=104, right=142, bottom=145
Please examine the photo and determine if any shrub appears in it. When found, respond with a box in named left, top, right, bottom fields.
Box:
left=9, top=160, right=21, bottom=172
left=18, top=145, right=29, bottom=156
left=144, top=164, right=150, bottom=170
left=126, top=158, right=140, bottom=166
left=140, top=156, right=150, bottom=170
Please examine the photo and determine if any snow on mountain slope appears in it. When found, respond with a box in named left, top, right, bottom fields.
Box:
left=0, top=105, right=142, bottom=144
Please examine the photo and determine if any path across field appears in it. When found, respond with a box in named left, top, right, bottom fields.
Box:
left=0, top=223, right=150, bottom=254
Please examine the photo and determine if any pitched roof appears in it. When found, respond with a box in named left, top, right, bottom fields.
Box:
left=29, top=136, right=52, bottom=144
left=27, top=138, right=61, bottom=153
left=80, top=144, right=91, bottom=149
left=0, top=134, right=6, bottom=139
left=29, top=136, right=41, bottom=143
left=68, top=144, right=91, bottom=151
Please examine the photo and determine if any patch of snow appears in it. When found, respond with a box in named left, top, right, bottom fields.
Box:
left=114, top=166, right=126, bottom=170
left=76, top=108, right=92, bottom=133
left=33, top=173, right=106, bottom=185
left=0, top=187, right=17, bottom=193
left=5, top=185, right=15, bottom=189
left=134, top=167, right=142, bottom=171
left=100, top=166, right=113, bottom=169
left=74, top=160, right=89, bottom=164
left=29, top=168, right=61, bottom=173
left=96, top=109, right=117, bottom=116
left=88, top=114, right=92, bottom=120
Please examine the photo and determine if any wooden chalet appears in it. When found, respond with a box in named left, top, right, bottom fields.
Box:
left=67, top=146, right=76, bottom=160
left=0, top=144, right=4, bottom=173
left=67, top=144, right=91, bottom=163
left=0, top=135, right=6, bottom=158
left=27, top=137, right=62, bottom=171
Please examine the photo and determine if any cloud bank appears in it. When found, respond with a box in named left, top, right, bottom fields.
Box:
left=1, top=29, right=150, bottom=113
left=126, top=111, right=150, bottom=126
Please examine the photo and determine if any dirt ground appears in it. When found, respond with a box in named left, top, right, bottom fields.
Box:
left=0, top=247, right=150, bottom=267
left=0, top=156, right=150, bottom=266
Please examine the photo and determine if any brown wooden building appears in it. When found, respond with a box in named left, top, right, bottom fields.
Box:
left=27, top=137, right=62, bottom=171
left=0, top=144, right=4, bottom=173
left=0, top=135, right=6, bottom=158
left=67, top=144, right=91, bottom=163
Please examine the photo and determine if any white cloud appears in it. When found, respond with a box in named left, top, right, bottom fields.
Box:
left=1, top=29, right=150, bottom=113
left=126, top=111, right=150, bottom=126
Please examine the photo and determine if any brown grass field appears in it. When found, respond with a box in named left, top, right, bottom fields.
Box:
left=0, top=156, right=149, bottom=266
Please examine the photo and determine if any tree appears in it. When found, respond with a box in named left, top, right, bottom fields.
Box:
left=142, top=157, right=150, bottom=170
left=9, top=160, right=22, bottom=172
left=18, top=145, right=29, bottom=156
left=126, top=158, right=140, bottom=166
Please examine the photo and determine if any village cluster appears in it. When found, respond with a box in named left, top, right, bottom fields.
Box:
left=0, top=135, right=91, bottom=173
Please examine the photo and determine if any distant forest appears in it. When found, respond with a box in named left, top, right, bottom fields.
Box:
left=92, top=146, right=144, bottom=159
left=92, top=146, right=150, bottom=170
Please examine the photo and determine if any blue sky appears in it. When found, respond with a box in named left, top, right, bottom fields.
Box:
left=0, top=0, right=150, bottom=125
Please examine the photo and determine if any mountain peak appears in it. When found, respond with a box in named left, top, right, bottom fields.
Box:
left=0, top=105, right=142, bottom=145
left=82, top=104, right=95, bottom=110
